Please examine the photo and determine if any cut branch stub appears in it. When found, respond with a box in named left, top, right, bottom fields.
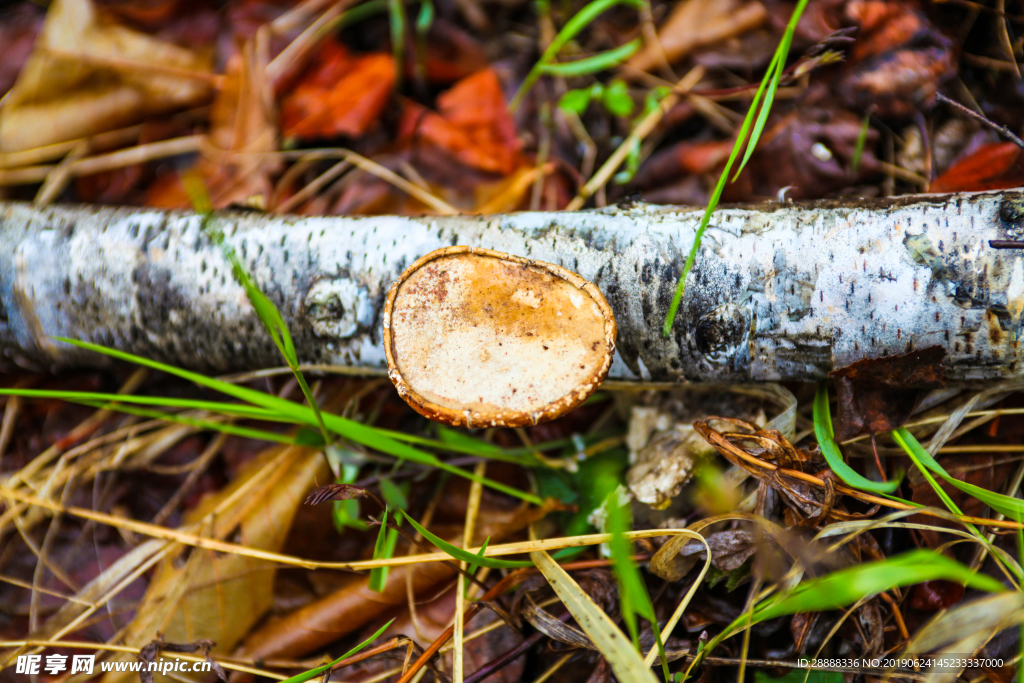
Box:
left=383, top=246, right=617, bottom=427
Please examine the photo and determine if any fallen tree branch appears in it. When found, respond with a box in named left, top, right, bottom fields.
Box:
left=2, top=190, right=1023, bottom=381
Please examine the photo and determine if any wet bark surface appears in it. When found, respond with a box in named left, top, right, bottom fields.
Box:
left=2, top=190, right=1024, bottom=381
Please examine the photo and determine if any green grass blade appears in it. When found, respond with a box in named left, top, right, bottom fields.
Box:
left=397, top=509, right=533, bottom=568
left=606, top=492, right=669, bottom=677
left=752, top=549, right=1004, bottom=621
left=732, top=51, right=783, bottom=180
left=661, top=103, right=756, bottom=338
left=278, top=618, right=395, bottom=683
left=379, top=476, right=409, bottom=510
left=388, top=0, right=407, bottom=90
left=711, top=549, right=1004, bottom=651
left=339, top=0, right=388, bottom=28
left=509, top=0, right=642, bottom=110
left=661, top=0, right=808, bottom=336
left=0, top=388, right=279, bottom=419
left=70, top=399, right=303, bottom=445
left=370, top=507, right=397, bottom=592
left=734, top=0, right=807, bottom=177
left=197, top=206, right=333, bottom=447
left=465, top=537, right=490, bottom=591
left=892, top=427, right=1024, bottom=522
left=53, top=338, right=542, bottom=504
left=539, top=39, right=642, bottom=77
left=851, top=112, right=871, bottom=172
left=813, top=383, right=901, bottom=494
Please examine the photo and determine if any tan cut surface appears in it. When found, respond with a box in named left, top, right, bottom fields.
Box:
left=389, top=252, right=609, bottom=415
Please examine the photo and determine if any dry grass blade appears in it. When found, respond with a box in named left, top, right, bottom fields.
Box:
left=103, top=443, right=327, bottom=678
left=0, top=538, right=170, bottom=668
left=0, top=640, right=283, bottom=680
left=899, top=591, right=1024, bottom=660
left=454, top=461, right=487, bottom=683
left=530, top=546, right=659, bottom=683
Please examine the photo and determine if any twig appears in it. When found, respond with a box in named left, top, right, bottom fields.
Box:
left=936, top=92, right=1024, bottom=149
left=0, top=136, right=204, bottom=187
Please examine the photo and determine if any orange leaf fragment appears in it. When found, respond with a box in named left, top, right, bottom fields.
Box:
left=281, top=40, right=395, bottom=139
left=930, top=142, right=1024, bottom=193
left=400, top=69, right=522, bottom=175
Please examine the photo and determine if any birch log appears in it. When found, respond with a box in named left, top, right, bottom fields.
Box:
left=2, top=191, right=1023, bottom=381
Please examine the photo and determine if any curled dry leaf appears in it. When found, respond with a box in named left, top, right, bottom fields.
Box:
left=102, top=444, right=327, bottom=683
left=519, top=593, right=596, bottom=650
left=138, top=635, right=227, bottom=683
left=0, top=0, right=213, bottom=153
left=384, top=247, right=616, bottom=428
left=649, top=528, right=760, bottom=581
left=835, top=0, right=956, bottom=117
left=828, top=345, right=946, bottom=441
left=692, top=419, right=870, bottom=525
left=305, top=483, right=371, bottom=505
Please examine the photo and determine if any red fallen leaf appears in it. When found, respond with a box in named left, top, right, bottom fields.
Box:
left=909, top=579, right=965, bottom=612
left=281, top=39, right=395, bottom=139
left=930, top=142, right=1024, bottom=193
left=828, top=345, right=946, bottom=441
left=399, top=69, right=521, bottom=175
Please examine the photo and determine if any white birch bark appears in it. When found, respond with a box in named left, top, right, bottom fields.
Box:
left=2, top=190, right=1023, bottom=381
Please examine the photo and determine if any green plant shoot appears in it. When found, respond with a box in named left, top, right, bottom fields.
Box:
left=278, top=618, right=395, bottom=683
left=813, top=383, right=902, bottom=494
left=662, top=0, right=809, bottom=337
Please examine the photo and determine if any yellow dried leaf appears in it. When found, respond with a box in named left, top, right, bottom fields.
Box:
left=628, top=0, right=768, bottom=74
left=101, top=444, right=326, bottom=683
left=0, top=0, right=213, bottom=153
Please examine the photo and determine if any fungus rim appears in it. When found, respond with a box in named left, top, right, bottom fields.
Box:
left=382, top=246, right=617, bottom=428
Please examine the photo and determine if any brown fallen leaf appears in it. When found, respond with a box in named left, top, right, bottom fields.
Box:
left=834, top=1, right=956, bottom=117
left=723, top=106, right=879, bottom=202
left=828, top=345, right=946, bottom=442
left=233, top=556, right=458, bottom=662
left=0, top=0, right=213, bottom=154
left=627, top=0, right=768, bottom=75
left=101, top=443, right=327, bottom=683
left=146, top=36, right=277, bottom=209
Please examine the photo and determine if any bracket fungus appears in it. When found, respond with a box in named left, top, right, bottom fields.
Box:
left=383, top=246, right=617, bottom=427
